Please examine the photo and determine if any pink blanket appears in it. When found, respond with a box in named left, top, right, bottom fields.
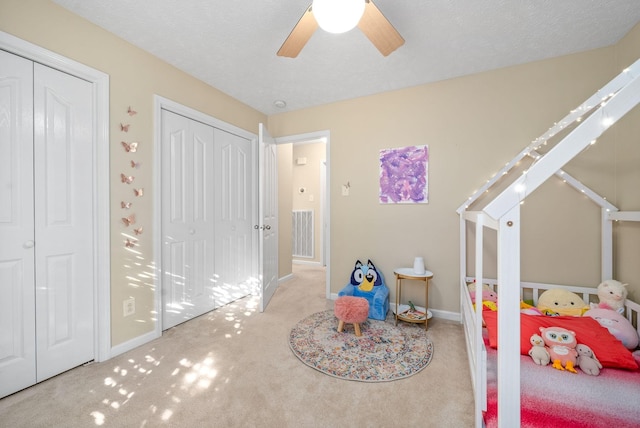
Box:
left=484, top=340, right=640, bottom=427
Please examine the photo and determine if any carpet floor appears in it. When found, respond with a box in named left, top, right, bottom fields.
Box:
left=0, top=264, right=475, bottom=427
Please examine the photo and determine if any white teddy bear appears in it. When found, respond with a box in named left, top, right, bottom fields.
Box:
left=596, top=279, right=628, bottom=314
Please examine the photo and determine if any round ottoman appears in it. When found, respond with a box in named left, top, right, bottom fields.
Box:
left=334, top=296, right=369, bottom=336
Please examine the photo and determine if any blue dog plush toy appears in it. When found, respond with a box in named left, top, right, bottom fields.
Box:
left=339, top=259, right=390, bottom=320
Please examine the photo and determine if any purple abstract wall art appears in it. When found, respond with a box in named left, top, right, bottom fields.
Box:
left=379, top=145, right=429, bottom=204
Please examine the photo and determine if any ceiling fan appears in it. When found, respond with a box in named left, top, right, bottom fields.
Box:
left=277, top=0, right=405, bottom=58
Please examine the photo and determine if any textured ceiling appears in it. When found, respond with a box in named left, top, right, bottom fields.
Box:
left=51, top=0, right=640, bottom=115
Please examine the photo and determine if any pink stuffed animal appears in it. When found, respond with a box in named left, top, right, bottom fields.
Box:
left=470, top=289, right=497, bottom=304
left=539, top=326, right=578, bottom=373
left=584, top=307, right=639, bottom=350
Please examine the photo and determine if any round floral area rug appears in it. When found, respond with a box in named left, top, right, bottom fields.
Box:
left=289, top=309, right=434, bottom=382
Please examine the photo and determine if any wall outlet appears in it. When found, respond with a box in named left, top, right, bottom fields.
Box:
left=123, top=298, right=135, bottom=317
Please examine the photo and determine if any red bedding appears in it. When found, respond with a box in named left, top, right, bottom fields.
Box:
left=482, top=311, right=639, bottom=370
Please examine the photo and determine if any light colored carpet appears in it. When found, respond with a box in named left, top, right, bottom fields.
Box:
left=0, top=265, right=475, bottom=427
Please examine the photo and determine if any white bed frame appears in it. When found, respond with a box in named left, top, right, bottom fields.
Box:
left=460, top=277, right=640, bottom=427
left=458, top=59, right=640, bottom=427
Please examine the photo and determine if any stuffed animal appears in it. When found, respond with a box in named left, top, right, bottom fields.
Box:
left=350, top=259, right=384, bottom=292
left=339, top=259, right=389, bottom=320
left=584, top=307, right=639, bottom=350
left=539, top=326, right=578, bottom=373
left=468, top=283, right=497, bottom=311
left=576, top=344, right=602, bottom=376
left=536, top=288, right=589, bottom=317
left=520, top=301, right=543, bottom=316
left=528, top=334, right=550, bottom=365
left=596, top=279, right=628, bottom=314
left=470, top=289, right=497, bottom=304
left=467, top=281, right=492, bottom=294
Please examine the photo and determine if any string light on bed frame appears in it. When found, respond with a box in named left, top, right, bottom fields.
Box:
left=462, top=91, right=619, bottom=210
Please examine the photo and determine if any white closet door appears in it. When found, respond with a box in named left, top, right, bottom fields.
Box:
left=213, top=128, right=254, bottom=306
left=0, top=50, right=37, bottom=397
left=0, top=52, right=94, bottom=398
left=162, top=110, right=216, bottom=329
left=33, top=63, right=94, bottom=381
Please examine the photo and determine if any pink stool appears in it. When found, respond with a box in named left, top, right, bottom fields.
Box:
left=334, top=296, right=369, bottom=337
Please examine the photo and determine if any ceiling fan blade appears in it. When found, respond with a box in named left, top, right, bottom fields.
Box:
left=277, top=5, right=318, bottom=58
left=358, top=0, right=405, bottom=56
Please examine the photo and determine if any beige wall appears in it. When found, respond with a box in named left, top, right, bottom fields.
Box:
left=291, top=142, right=325, bottom=264
left=3, top=0, right=639, bottom=350
left=269, top=27, right=640, bottom=311
left=0, top=0, right=266, bottom=346
left=613, top=24, right=640, bottom=302
left=277, top=144, right=293, bottom=278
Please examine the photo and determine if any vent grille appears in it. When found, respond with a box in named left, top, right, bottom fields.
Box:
left=292, top=210, right=314, bottom=258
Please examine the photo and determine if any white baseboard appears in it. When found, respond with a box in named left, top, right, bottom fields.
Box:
left=109, top=330, right=160, bottom=359
left=292, top=260, right=322, bottom=266
left=279, top=273, right=294, bottom=283
left=429, top=308, right=461, bottom=322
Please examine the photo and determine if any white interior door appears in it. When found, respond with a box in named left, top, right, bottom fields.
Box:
left=0, top=51, right=94, bottom=397
left=161, top=110, right=216, bottom=329
left=213, top=128, right=254, bottom=306
left=259, top=123, right=278, bottom=312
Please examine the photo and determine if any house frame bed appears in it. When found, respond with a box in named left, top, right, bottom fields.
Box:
left=457, top=58, right=640, bottom=427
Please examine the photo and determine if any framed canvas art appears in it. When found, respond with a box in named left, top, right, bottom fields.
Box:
left=379, top=145, right=429, bottom=204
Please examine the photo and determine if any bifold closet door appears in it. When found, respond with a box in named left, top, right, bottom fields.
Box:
left=0, top=51, right=94, bottom=398
left=161, top=110, right=216, bottom=329
left=0, top=49, right=37, bottom=398
left=33, top=62, right=94, bottom=382
left=213, top=128, right=254, bottom=307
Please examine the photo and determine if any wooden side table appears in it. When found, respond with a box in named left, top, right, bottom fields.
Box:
left=394, top=268, right=434, bottom=330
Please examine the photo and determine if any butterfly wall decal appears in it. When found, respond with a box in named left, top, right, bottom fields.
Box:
left=121, top=173, right=134, bottom=184
left=125, top=239, right=137, bottom=248
left=133, top=227, right=143, bottom=235
left=134, top=188, right=144, bottom=197
left=120, top=123, right=130, bottom=132
left=127, top=106, right=137, bottom=116
left=121, top=141, right=138, bottom=153
left=122, top=214, right=136, bottom=227
left=131, top=160, right=141, bottom=169
left=121, top=201, right=132, bottom=209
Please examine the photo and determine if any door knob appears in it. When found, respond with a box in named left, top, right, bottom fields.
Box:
left=264, top=225, right=271, bottom=230
left=24, top=240, right=35, bottom=248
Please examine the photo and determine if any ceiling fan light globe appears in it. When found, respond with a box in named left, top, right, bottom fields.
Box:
left=312, top=0, right=365, bottom=34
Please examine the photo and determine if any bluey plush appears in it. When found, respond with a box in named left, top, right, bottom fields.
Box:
left=339, top=259, right=389, bottom=320
left=350, top=259, right=384, bottom=291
